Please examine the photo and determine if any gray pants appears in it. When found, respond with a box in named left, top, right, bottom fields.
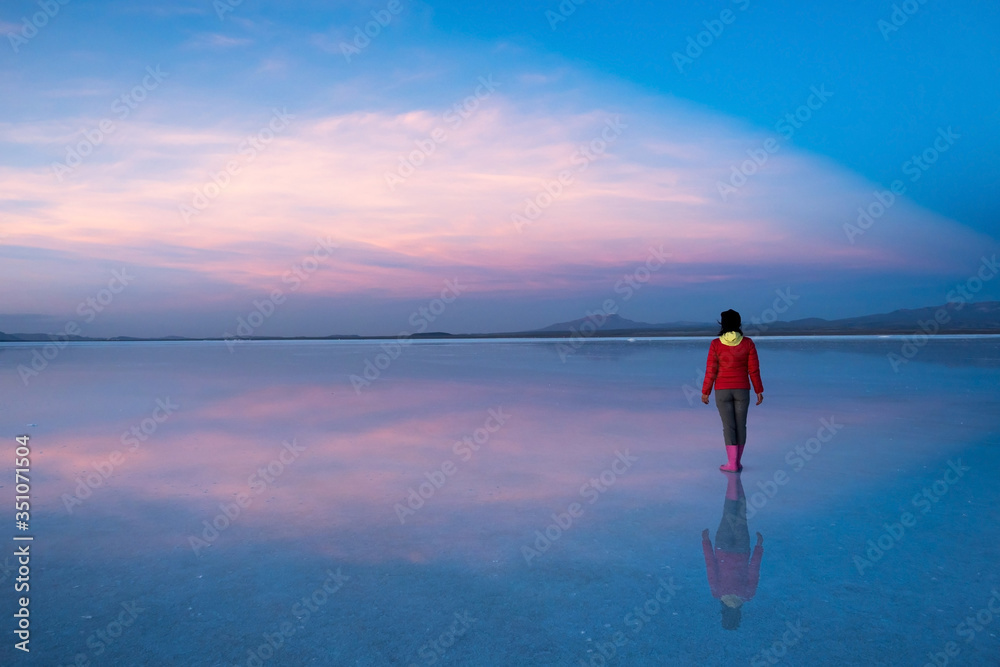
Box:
left=715, top=388, right=750, bottom=446
left=717, top=498, right=750, bottom=552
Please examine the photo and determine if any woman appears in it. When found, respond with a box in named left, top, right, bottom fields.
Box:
left=702, top=472, right=764, bottom=630
left=701, top=309, right=763, bottom=472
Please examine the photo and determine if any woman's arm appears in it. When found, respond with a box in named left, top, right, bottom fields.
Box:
left=701, top=340, right=719, bottom=399
left=747, top=536, right=764, bottom=597
left=747, top=339, right=763, bottom=395
left=703, top=530, right=719, bottom=597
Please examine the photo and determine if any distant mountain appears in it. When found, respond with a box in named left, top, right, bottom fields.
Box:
left=536, top=314, right=659, bottom=332
left=1, top=301, right=998, bottom=342
left=528, top=300, right=1000, bottom=336
left=528, top=313, right=709, bottom=335
left=0, top=332, right=90, bottom=342
left=746, top=301, right=1000, bottom=334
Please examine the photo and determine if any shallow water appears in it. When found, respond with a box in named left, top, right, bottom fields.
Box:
left=1, top=336, right=998, bottom=666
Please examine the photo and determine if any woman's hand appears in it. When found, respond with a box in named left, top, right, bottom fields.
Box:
left=755, top=392, right=764, bottom=405
left=701, top=393, right=710, bottom=404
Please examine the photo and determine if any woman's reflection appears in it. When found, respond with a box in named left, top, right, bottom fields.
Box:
left=702, top=471, right=764, bottom=630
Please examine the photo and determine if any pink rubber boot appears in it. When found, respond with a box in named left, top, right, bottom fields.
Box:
left=725, top=470, right=744, bottom=500
left=735, top=444, right=745, bottom=469
left=720, top=445, right=741, bottom=472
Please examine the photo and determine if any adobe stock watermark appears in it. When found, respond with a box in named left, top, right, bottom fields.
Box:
left=384, top=75, right=500, bottom=191
left=750, top=620, right=808, bottom=666
left=60, top=599, right=145, bottom=666
left=923, top=589, right=1000, bottom=667
left=511, top=116, right=627, bottom=232
left=545, top=0, right=587, bottom=30
left=16, top=267, right=135, bottom=385
left=223, top=236, right=338, bottom=350
left=744, top=288, right=800, bottom=336
left=394, top=407, right=509, bottom=524
left=522, top=449, right=638, bottom=565
left=235, top=568, right=349, bottom=667
left=213, top=0, right=245, bottom=20
left=61, top=398, right=179, bottom=514
left=338, top=0, right=404, bottom=63
left=878, top=0, right=931, bottom=41
left=853, top=458, right=969, bottom=575
left=717, top=84, right=833, bottom=201
left=557, top=245, right=671, bottom=362
left=7, top=0, right=72, bottom=53
left=349, top=278, right=464, bottom=393
left=51, top=65, right=168, bottom=182
left=411, top=610, right=477, bottom=666
left=187, top=439, right=307, bottom=555
left=672, top=0, right=751, bottom=74
left=179, top=107, right=294, bottom=223
left=682, top=366, right=709, bottom=407
left=844, top=127, right=960, bottom=244
left=578, top=575, right=681, bottom=666
left=887, top=254, right=997, bottom=372
left=744, top=416, right=843, bottom=520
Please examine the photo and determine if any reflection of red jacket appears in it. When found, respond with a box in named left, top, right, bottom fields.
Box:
left=702, top=337, right=763, bottom=394
left=703, top=541, right=763, bottom=600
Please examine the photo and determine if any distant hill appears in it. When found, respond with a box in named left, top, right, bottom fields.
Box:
left=786, top=301, right=1000, bottom=332
left=526, top=301, right=1000, bottom=336
left=0, top=332, right=90, bottom=342
left=536, top=314, right=659, bottom=332
left=1, top=301, right=998, bottom=342
left=523, top=313, right=708, bottom=336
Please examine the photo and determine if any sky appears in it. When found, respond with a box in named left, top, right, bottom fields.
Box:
left=1, top=0, right=998, bottom=338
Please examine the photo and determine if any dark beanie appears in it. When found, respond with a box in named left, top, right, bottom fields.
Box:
left=720, top=309, right=742, bottom=333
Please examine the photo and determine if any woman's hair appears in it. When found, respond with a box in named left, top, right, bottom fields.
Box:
left=718, top=309, right=742, bottom=336
left=721, top=602, right=742, bottom=630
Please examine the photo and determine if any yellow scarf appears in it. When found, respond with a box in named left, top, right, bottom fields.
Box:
left=719, top=331, right=743, bottom=346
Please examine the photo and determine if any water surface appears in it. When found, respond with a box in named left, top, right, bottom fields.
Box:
left=1, top=336, right=998, bottom=665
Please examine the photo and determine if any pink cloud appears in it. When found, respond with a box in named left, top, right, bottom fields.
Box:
left=0, top=84, right=990, bottom=318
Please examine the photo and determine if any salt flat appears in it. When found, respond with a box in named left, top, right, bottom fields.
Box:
left=1, top=336, right=998, bottom=666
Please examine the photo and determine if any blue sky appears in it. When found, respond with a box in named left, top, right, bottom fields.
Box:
left=446, top=0, right=1000, bottom=231
left=0, top=0, right=997, bottom=337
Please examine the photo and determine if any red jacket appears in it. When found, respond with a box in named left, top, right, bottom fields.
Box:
left=702, top=336, right=763, bottom=395
left=703, top=540, right=763, bottom=600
